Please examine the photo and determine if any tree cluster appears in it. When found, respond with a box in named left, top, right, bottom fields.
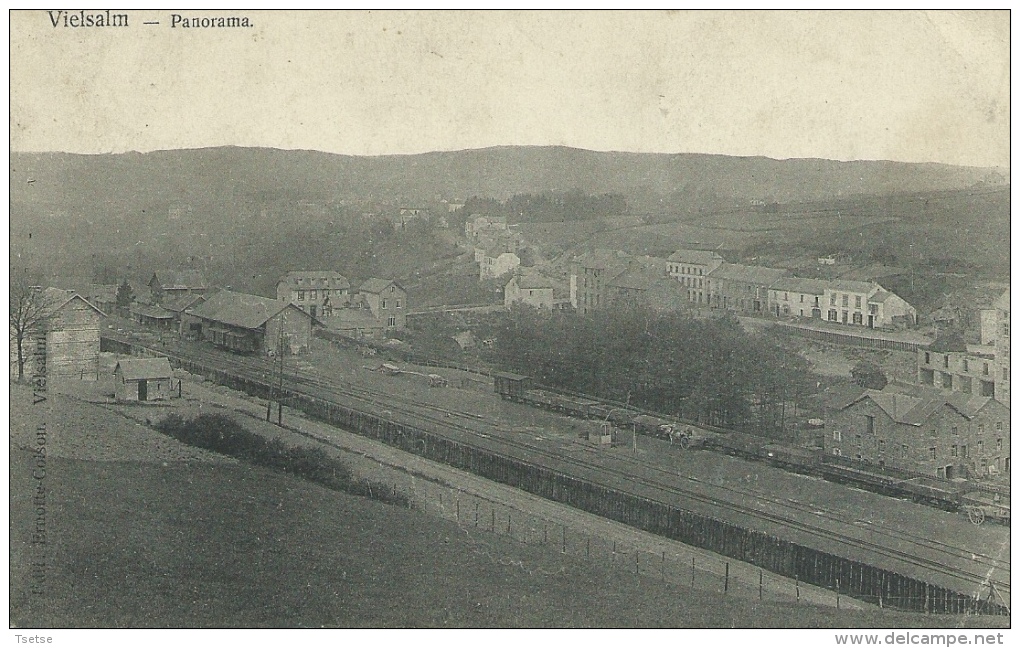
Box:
left=489, top=307, right=814, bottom=437
left=458, top=190, right=627, bottom=224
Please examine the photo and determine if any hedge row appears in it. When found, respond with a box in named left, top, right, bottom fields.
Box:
left=155, top=413, right=410, bottom=507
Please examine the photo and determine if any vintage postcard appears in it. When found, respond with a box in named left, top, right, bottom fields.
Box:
left=8, top=9, right=1011, bottom=641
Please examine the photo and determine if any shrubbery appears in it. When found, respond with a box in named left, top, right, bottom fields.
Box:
left=156, top=413, right=409, bottom=507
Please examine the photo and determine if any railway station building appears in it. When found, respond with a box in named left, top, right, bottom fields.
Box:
left=826, top=383, right=1010, bottom=480
left=184, top=289, right=315, bottom=355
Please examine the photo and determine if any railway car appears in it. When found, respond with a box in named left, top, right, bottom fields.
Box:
left=493, top=371, right=532, bottom=400
left=763, top=443, right=823, bottom=471
left=632, top=414, right=676, bottom=439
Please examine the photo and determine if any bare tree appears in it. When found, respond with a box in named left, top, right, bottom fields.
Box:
left=9, top=270, right=54, bottom=381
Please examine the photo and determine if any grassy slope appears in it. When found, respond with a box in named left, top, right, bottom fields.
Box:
left=8, top=393, right=1007, bottom=628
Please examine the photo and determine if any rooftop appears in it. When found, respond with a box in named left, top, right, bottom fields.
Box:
left=667, top=249, right=724, bottom=265
left=771, top=276, right=828, bottom=295
left=360, top=278, right=402, bottom=294
left=188, top=290, right=300, bottom=330
left=708, top=263, right=787, bottom=285
left=114, top=357, right=173, bottom=381
left=152, top=270, right=209, bottom=291
left=845, top=384, right=999, bottom=425
left=826, top=279, right=877, bottom=294
left=512, top=269, right=557, bottom=291
left=278, top=271, right=351, bottom=289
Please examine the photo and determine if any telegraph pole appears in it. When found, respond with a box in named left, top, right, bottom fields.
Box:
left=276, top=325, right=286, bottom=425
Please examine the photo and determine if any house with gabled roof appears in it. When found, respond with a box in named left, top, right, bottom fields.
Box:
left=113, top=357, right=175, bottom=402
left=768, top=276, right=827, bottom=319
left=705, top=263, right=788, bottom=314
left=826, top=383, right=1009, bottom=479
left=357, top=278, right=407, bottom=330
left=148, top=270, right=210, bottom=304
left=185, top=289, right=314, bottom=355
left=504, top=269, right=567, bottom=310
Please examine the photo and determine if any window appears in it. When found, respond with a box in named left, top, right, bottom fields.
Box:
left=997, top=438, right=1003, bottom=451
left=830, top=294, right=837, bottom=306
left=925, top=352, right=931, bottom=364
left=995, top=422, right=1003, bottom=431
left=929, top=447, right=937, bottom=461
left=298, top=291, right=305, bottom=301
left=869, top=303, right=878, bottom=315
left=943, top=355, right=950, bottom=369
left=310, top=290, right=317, bottom=299
left=865, top=415, right=875, bottom=434
left=309, top=305, right=317, bottom=318
left=832, top=448, right=842, bottom=457
left=387, top=316, right=396, bottom=327
left=853, top=312, right=863, bottom=325
left=878, top=439, right=886, bottom=452
left=978, top=424, right=985, bottom=436
left=800, top=294, right=804, bottom=303
left=978, top=441, right=984, bottom=453
left=842, top=295, right=849, bottom=307
left=828, top=309, right=838, bottom=321
left=784, top=292, right=789, bottom=301
left=396, top=299, right=402, bottom=309
left=855, top=296, right=862, bottom=308
left=952, top=426, right=958, bottom=436
left=337, top=290, right=346, bottom=297
left=382, top=299, right=388, bottom=309
left=1003, top=368, right=1010, bottom=381
left=929, top=427, right=937, bottom=438
left=951, top=445, right=958, bottom=457
left=832, top=430, right=841, bottom=442
left=983, top=363, right=989, bottom=376
left=901, top=444, right=908, bottom=458
left=961, top=445, right=968, bottom=459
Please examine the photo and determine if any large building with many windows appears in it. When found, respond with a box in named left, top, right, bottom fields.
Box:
left=666, top=249, right=723, bottom=304
left=826, top=383, right=1010, bottom=479
left=276, top=271, right=351, bottom=319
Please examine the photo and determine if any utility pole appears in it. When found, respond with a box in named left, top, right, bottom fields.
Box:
left=276, top=326, right=286, bottom=425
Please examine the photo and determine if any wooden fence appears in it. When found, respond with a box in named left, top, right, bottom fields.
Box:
left=104, top=336, right=1008, bottom=616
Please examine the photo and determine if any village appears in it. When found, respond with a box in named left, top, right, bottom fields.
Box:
left=10, top=198, right=1011, bottom=489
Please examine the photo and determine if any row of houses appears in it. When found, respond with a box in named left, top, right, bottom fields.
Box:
left=664, top=249, right=917, bottom=329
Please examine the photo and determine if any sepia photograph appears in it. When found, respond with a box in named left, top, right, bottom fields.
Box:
left=8, top=8, right=1011, bottom=640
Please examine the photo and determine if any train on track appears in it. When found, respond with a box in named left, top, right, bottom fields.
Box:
left=492, top=371, right=1009, bottom=525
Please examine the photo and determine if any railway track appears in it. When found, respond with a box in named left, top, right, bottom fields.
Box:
left=111, top=334, right=1010, bottom=598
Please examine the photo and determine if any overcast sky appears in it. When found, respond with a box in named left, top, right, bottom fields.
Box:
left=9, top=10, right=1010, bottom=168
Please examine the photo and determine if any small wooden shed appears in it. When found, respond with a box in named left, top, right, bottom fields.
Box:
left=113, top=357, right=175, bottom=402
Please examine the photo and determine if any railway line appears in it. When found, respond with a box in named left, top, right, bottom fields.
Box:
left=106, top=332, right=1010, bottom=604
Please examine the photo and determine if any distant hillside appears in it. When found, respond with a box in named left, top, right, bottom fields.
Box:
left=9, top=146, right=1006, bottom=294
left=11, top=145, right=1004, bottom=212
